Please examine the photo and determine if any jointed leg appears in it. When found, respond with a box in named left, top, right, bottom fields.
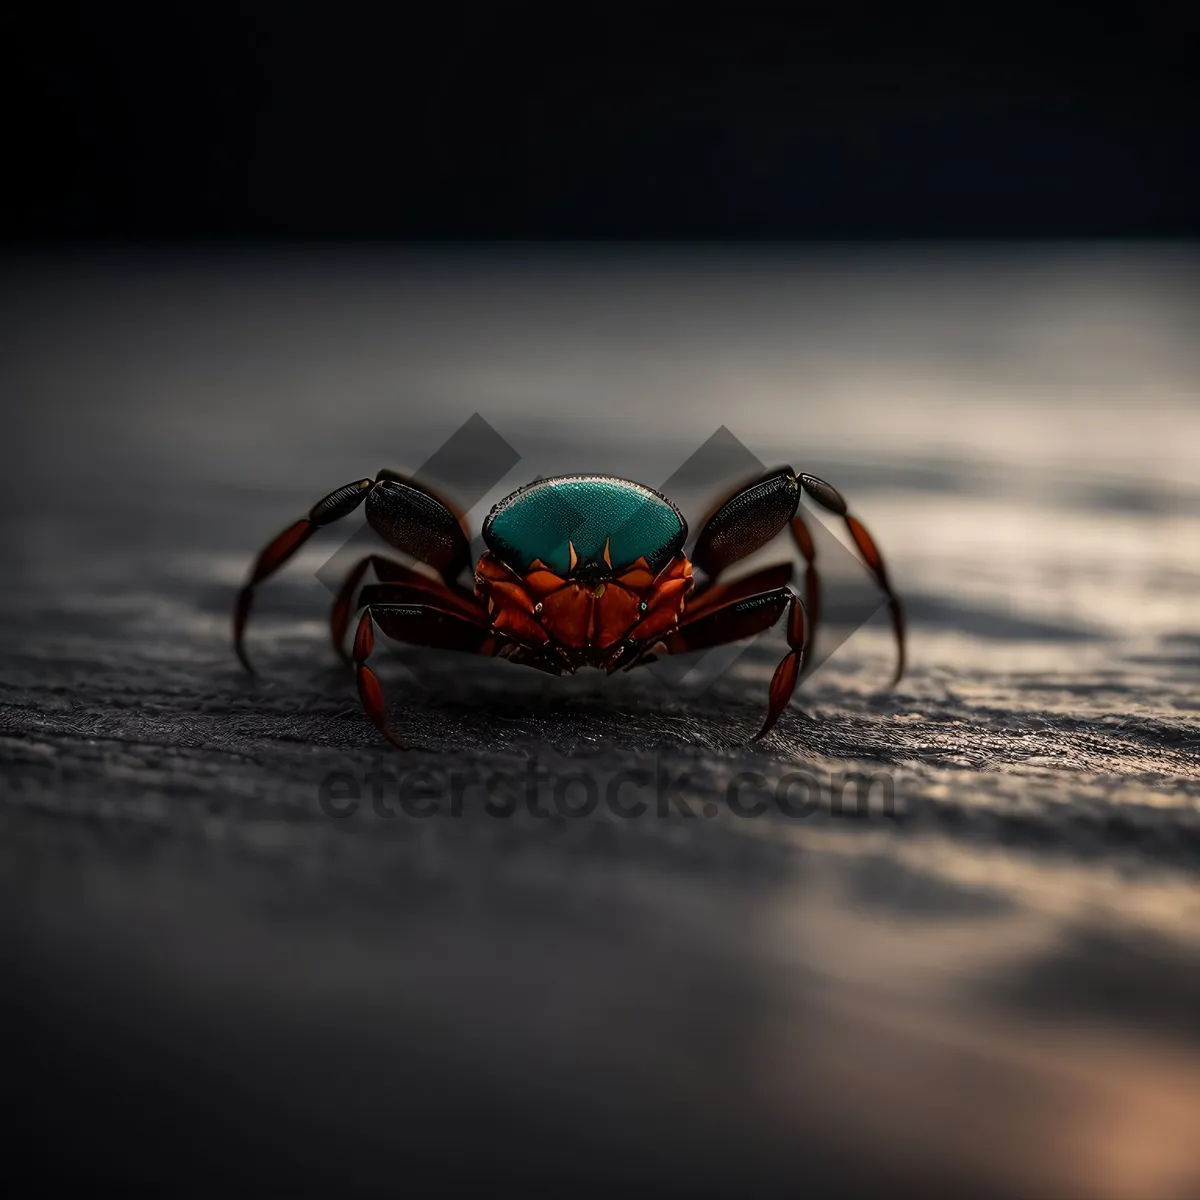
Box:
left=788, top=512, right=822, bottom=671
left=657, top=585, right=810, bottom=740
left=667, top=587, right=793, bottom=652
left=234, top=470, right=471, bottom=672
left=796, top=474, right=905, bottom=686
left=330, top=555, right=483, bottom=661
left=234, top=479, right=373, bottom=671
left=685, top=561, right=794, bottom=620
left=617, top=570, right=796, bottom=671
left=352, top=603, right=498, bottom=749
left=753, top=591, right=808, bottom=741
left=690, top=466, right=904, bottom=686
left=691, top=468, right=802, bottom=579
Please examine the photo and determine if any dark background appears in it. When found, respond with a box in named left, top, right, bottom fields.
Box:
left=5, top=1, right=1199, bottom=241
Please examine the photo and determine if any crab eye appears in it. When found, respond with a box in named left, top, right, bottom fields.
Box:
left=639, top=601, right=648, bottom=613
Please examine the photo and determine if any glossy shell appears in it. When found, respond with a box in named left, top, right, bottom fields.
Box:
left=483, top=475, right=687, bottom=576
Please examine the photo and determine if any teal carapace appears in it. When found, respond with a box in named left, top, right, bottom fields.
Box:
left=483, top=475, right=687, bottom=577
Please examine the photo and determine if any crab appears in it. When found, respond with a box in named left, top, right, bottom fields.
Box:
left=233, top=468, right=904, bottom=748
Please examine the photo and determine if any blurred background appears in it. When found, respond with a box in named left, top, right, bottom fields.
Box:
left=3, top=4, right=1199, bottom=1196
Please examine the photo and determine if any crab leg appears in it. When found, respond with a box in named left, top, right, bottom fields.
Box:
left=787, top=511, right=822, bottom=670
left=659, top=586, right=809, bottom=741
left=685, top=561, right=794, bottom=620
left=234, top=479, right=373, bottom=670
left=690, top=466, right=904, bottom=686
left=752, top=591, right=809, bottom=741
left=352, top=604, right=496, bottom=749
left=235, top=471, right=472, bottom=672
left=797, top=474, right=905, bottom=686
left=330, top=556, right=483, bottom=661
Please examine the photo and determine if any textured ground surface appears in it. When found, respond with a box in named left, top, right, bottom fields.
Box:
left=3, top=247, right=1199, bottom=1195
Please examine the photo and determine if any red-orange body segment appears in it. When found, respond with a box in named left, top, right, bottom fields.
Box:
left=474, top=551, right=693, bottom=669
